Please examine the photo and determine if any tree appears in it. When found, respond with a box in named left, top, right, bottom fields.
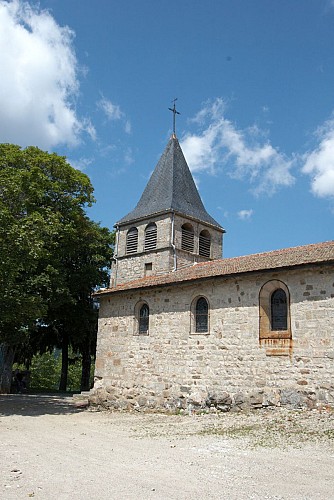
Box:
left=0, top=144, right=113, bottom=393
left=42, top=216, right=114, bottom=391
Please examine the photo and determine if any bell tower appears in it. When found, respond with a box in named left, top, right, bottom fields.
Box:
left=111, top=110, right=225, bottom=286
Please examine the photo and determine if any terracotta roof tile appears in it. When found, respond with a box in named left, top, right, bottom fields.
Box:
left=96, top=240, right=334, bottom=296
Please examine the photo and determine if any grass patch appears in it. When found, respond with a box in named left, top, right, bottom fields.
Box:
left=196, top=413, right=334, bottom=448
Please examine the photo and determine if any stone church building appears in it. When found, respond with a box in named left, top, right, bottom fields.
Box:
left=91, top=133, right=334, bottom=411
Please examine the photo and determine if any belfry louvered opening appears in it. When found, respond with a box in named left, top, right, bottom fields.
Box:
left=181, top=223, right=194, bottom=252
left=199, top=230, right=211, bottom=258
left=144, top=223, right=157, bottom=251
left=126, top=227, right=138, bottom=254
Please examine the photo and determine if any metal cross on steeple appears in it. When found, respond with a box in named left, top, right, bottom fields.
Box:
left=168, top=98, right=180, bottom=137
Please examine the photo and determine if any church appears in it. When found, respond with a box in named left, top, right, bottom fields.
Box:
left=90, top=126, right=334, bottom=411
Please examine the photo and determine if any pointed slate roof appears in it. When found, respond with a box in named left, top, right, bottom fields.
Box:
left=117, top=136, right=223, bottom=229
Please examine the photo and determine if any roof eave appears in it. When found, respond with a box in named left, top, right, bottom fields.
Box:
left=115, top=208, right=224, bottom=231
left=94, top=257, right=334, bottom=297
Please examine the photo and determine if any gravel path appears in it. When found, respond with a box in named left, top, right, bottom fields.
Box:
left=0, top=394, right=333, bottom=499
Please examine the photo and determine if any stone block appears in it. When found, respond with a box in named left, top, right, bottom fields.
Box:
left=249, top=393, right=263, bottom=408
left=280, top=389, right=304, bottom=408
left=137, top=396, right=148, bottom=407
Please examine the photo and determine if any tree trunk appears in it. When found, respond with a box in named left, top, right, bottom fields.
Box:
left=59, top=332, right=69, bottom=392
left=80, top=345, right=91, bottom=392
left=0, top=344, right=15, bottom=394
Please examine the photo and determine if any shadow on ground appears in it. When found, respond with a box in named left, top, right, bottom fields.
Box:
left=0, top=393, right=85, bottom=417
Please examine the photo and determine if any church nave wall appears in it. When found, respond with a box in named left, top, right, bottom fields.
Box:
left=92, top=264, right=334, bottom=411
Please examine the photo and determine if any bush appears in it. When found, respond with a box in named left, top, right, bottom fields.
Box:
left=13, top=349, right=89, bottom=392
left=30, top=351, right=61, bottom=390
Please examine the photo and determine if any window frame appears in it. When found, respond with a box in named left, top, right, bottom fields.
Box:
left=199, top=229, right=211, bottom=258
left=190, top=296, right=210, bottom=335
left=259, top=280, right=291, bottom=341
left=134, top=301, right=150, bottom=336
left=144, top=222, right=157, bottom=251
left=271, top=288, right=288, bottom=331
left=181, top=223, right=194, bottom=253
left=126, top=227, right=138, bottom=254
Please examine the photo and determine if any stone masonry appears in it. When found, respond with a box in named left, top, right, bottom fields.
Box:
left=112, top=213, right=223, bottom=286
left=90, top=135, right=334, bottom=413
left=91, top=260, right=334, bottom=412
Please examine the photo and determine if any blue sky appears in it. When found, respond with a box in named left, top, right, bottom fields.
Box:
left=1, top=0, right=334, bottom=258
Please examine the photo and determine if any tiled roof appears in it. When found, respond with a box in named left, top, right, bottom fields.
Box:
left=116, top=136, right=223, bottom=229
left=96, top=240, right=334, bottom=296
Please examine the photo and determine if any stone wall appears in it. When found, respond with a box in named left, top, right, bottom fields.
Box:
left=116, top=214, right=172, bottom=257
left=112, top=213, right=223, bottom=285
left=112, top=248, right=175, bottom=285
left=92, top=264, right=334, bottom=411
left=112, top=214, right=173, bottom=285
left=173, top=214, right=223, bottom=261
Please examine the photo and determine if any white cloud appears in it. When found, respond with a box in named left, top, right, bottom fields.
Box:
left=124, top=120, right=132, bottom=134
left=181, top=98, right=294, bottom=195
left=82, top=118, right=97, bottom=141
left=0, top=0, right=89, bottom=149
left=237, top=209, right=254, bottom=220
left=98, top=97, right=123, bottom=121
left=68, top=157, right=93, bottom=172
left=302, top=118, right=334, bottom=198
left=98, top=96, right=131, bottom=134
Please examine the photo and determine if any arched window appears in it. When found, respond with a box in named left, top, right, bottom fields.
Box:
left=144, top=223, right=157, bottom=251
left=199, top=230, right=211, bottom=258
left=126, top=227, right=138, bottom=254
left=259, top=280, right=291, bottom=348
left=271, top=289, right=287, bottom=330
left=139, top=304, right=149, bottom=335
left=181, top=223, right=194, bottom=252
left=195, top=297, right=209, bottom=333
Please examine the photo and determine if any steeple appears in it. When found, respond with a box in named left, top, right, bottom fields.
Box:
left=112, top=120, right=225, bottom=286
left=117, top=135, right=222, bottom=229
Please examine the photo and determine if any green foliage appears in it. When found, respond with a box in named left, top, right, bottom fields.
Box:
left=0, top=143, right=99, bottom=345
left=13, top=350, right=94, bottom=392
left=0, top=143, right=112, bottom=337
left=28, top=352, right=62, bottom=391
left=0, top=142, right=114, bottom=392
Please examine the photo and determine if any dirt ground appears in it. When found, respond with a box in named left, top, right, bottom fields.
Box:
left=0, top=394, right=333, bottom=500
